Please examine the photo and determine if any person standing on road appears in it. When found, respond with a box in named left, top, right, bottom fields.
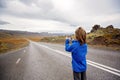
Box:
left=65, top=27, right=87, bottom=80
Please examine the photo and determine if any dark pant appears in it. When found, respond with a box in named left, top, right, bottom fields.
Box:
left=73, top=71, right=86, bottom=80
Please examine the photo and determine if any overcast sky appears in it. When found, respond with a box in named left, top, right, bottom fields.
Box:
left=0, top=0, right=120, bottom=33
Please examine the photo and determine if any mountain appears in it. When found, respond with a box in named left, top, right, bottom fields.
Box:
left=0, top=29, right=67, bottom=39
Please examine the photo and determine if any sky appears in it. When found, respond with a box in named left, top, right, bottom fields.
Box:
left=0, top=0, right=120, bottom=33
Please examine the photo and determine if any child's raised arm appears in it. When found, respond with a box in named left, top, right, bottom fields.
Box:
left=65, top=38, right=74, bottom=52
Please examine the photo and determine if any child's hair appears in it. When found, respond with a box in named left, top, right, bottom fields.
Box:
left=75, top=27, right=86, bottom=45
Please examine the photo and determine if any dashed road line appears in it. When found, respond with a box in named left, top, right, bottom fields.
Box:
left=16, top=58, right=21, bottom=64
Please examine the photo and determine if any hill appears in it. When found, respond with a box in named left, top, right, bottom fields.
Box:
left=87, top=25, right=120, bottom=50
left=0, top=29, right=54, bottom=38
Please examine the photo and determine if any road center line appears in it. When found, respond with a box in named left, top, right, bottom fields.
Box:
left=16, top=58, right=21, bottom=64
left=37, top=43, right=120, bottom=77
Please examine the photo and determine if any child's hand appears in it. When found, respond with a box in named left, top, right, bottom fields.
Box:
left=66, top=36, right=69, bottom=39
left=66, top=36, right=71, bottom=40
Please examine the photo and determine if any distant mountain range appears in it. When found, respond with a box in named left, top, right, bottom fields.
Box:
left=0, top=29, right=70, bottom=38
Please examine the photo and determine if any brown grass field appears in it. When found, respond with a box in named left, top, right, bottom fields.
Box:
left=0, top=38, right=29, bottom=53
left=0, top=36, right=42, bottom=54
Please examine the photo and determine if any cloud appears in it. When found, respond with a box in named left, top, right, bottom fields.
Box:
left=0, top=0, right=120, bottom=33
left=0, top=15, right=75, bottom=33
left=0, top=20, right=10, bottom=25
left=0, top=0, right=7, bottom=8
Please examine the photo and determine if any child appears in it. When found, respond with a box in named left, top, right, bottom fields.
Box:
left=65, top=27, right=87, bottom=80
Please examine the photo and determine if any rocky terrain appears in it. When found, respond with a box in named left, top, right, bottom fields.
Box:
left=87, top=25, right=120, bottom=50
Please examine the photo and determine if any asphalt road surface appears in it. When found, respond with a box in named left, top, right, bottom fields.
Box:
left=0, top=41, right=120, bottom=80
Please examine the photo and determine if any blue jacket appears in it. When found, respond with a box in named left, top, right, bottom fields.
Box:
left=65, top=39, right=87, bottom=72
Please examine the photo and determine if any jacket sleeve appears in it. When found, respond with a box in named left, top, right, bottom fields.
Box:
left=65, top=39, right=74, bottom=52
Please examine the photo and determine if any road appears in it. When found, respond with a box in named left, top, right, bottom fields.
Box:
left=0, top=41, right=120, bottom=80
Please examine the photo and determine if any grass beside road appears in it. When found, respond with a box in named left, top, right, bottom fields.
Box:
left=0, top=38, right=29, bottom=54
left=27, top=36, right=42, bottom=42
left=40, top=36, right=65, bottom=44
left=0, top=36, right=42, bottom=54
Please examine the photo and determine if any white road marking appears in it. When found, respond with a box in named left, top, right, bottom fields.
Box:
left=38, top=43, right=120, bottom=77
left=88, top=62, right=120, bottom=76
left=87, top=60, right=120, bottom=73
left=16, top=58, right=21, bottom=64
